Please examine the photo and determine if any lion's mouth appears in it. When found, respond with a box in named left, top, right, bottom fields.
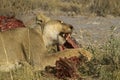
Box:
left=59, top=32, right=70, bottom=39
left=58, top=33, right=79, bottom=51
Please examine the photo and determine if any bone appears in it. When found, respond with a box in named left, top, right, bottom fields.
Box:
left=66, top=36, right=79, bottom=48
left=59, top=34, right=79, bottom=51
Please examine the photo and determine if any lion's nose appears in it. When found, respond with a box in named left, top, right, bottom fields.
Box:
left=70, top=25, right=73, bottom=30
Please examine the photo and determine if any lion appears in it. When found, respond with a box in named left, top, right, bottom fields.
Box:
left=0, top=14, right=92, bottom=72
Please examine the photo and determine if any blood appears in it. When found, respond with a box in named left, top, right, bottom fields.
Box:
left=58, top=34, right=79, bottom=51
left=0, top=16, right=25, bottom=31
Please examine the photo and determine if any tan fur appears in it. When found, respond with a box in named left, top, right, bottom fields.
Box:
left=0, top=14, right=92, bottom=72
left=36, top=13, right=50, bottom=31
left=43, top=20, right=73, bottom=47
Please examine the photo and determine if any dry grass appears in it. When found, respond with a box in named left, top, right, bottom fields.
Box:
left=90, top=0, right=120, bottom=16
left=0, top=0, right=120, bottom=16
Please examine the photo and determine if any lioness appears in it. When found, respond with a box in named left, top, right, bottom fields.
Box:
left=0, top=14, right=92, bottom=72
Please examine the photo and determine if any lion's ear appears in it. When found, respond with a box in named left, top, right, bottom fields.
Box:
left=36, top=13, right=50, bottom=25
left=36, top=18, right=43, bottom=25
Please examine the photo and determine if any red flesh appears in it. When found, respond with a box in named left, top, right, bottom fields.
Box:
left=59, top=34, right=79, bottom=51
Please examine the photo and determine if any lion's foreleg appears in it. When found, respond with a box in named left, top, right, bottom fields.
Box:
left=40, top=48, right=92, bottom=70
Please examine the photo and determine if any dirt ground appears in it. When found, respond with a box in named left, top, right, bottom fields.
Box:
left=52, top=15, right=120, bottom=46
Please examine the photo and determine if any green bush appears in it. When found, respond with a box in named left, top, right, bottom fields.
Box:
left=79, top=26, right=120, bottom=80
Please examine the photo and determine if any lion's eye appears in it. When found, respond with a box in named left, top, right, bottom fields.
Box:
left=38, top=20, right=43, bottom=23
